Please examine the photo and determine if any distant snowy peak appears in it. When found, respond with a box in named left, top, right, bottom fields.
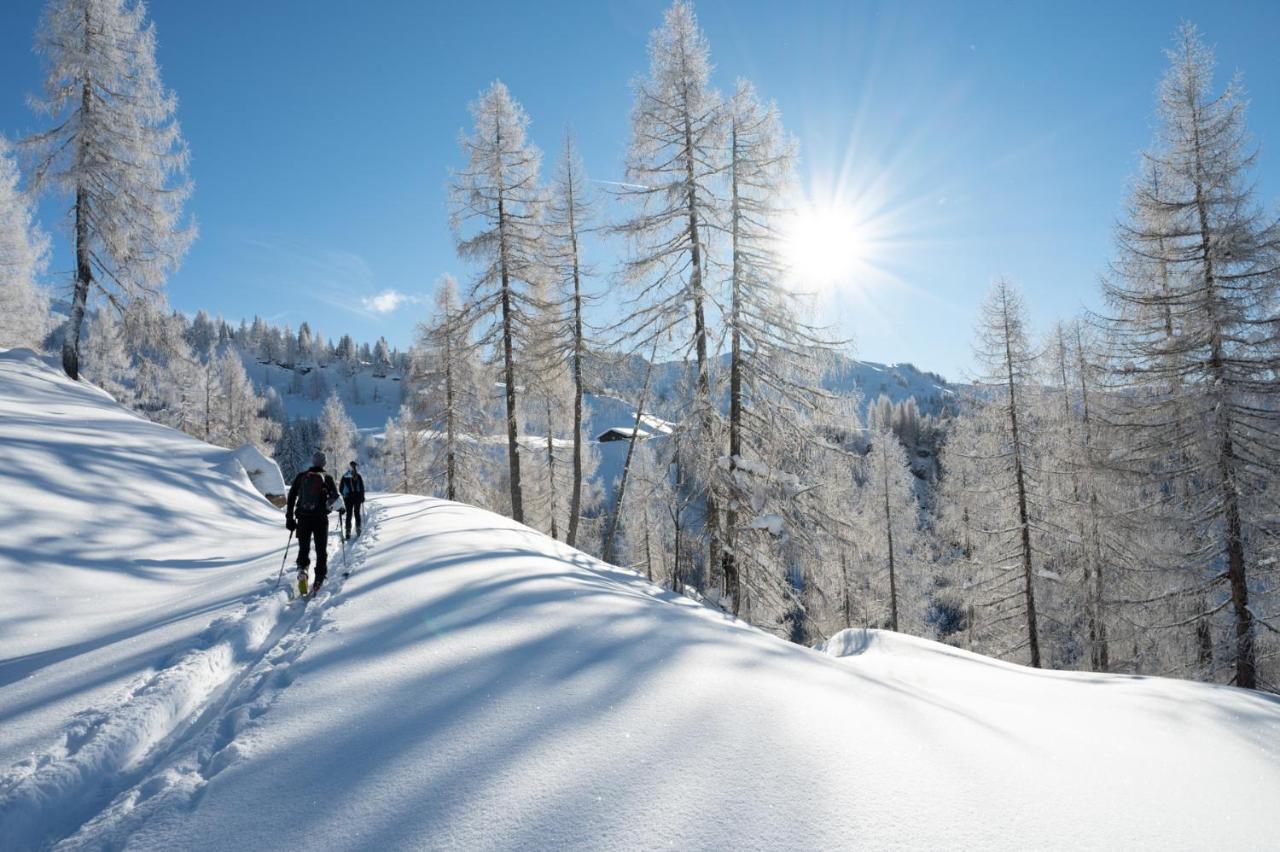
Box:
left=825, top=356, right=955, bottom=412
left=586, top=350, right=957, bottom=418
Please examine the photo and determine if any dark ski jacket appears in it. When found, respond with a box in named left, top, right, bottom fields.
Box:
left=340, top=470, right=366, bottom=504
left=287, top=467, right=340, bottom=519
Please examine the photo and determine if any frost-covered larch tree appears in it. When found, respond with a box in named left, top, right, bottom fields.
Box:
left=194, top=342, right=219, bottom=442
left=450, top=81, right=544, bottom=524
left=544, top=130, right=596, bottom=546
left=79, top=294, right=277, bottom=450
left=25, top=0, right=193, bottom=380
left=379, top=405, right=429, bottom=496
left=851, top=424, right=927, bottom=634
left=620, top=439, right=688, bottom=589
left=295, top=322, right=315, bottom=366
left=1093, top=158, right=1215, bottom=676
left=412, top=275, right=496, bottom=506
left=275, top=418, right=322, bottom=483
left=319, top=390, right=358, bottom=470
left=213, top=347, right=276, bottom=451
left=519, top=282, right=576, bottom=540
left=0, top=139, right=51, bottom=350
left=117, top=297, right=194, bottom=428
left=719, top=79, right=845, bottom=616
left=373, top=337, right=392, bottom=377
left=520, top=281, right=602, bottom=544
left=81, top=303, right=130, bottom=398
left=955, top=279, right=1044, bottom=667
left=1095, top=25, right=1280, bottom=690
left=1068, top=322, right=1116, bottom=671
left=334, top=335, right=358, bottom=378
left=185, top=309, right=216, bottom=355
left=603, top=342, right=661, bottom=565
left=616, top=0, right=728, bottom=586
left=1037, top=319, right=1116, bottom=671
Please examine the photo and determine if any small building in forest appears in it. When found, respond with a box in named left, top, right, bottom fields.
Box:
left=596, top=427, right=650, bottom=444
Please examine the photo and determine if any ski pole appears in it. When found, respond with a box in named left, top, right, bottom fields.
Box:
left=338, top=509, right=349, bottom=573
left=275, top=528, right=294, bottom=590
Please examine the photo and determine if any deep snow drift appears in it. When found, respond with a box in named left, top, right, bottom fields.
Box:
left=2, top=349, right=1279, bottom=850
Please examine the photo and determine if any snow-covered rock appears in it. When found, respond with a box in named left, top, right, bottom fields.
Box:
left=230, top=442, right=286, bottom=498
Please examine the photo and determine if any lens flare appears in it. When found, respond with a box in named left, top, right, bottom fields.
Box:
left=782, top=203, right=867, bottom=289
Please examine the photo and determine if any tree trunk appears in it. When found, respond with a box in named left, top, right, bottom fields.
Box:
left=1057, top=337, right=1101, bottom=670
left=545, top=397, right=559, bottom=540
left=63, top=186, right=92, bottom=380
left=204, top=361, right=213, bottom=440
left=603, top=347, right=656, bottom=565
left=402, top=436, right=410, bottom=494
left=1218, top=423, right=1254, bottom=687
left=680, top=72, right=721, bottom=593
left=644, top=515, right=653, bottom=582
left=672, top=452, right=686, bottom=594
left=1012, top=414, right=1040, bottom=668
left=495, top=113, right=523, bottom=523
left=882, top=444, right=899, bottom=632
left=1152, top=182, right=1208, bottom=674
left=672, top=511, right=683, bottom=594
left=1190, top=116, right=1255, bottom=688
left=1002, top=294, right=1041, bottom=668
left=1073, top=328, right=1109, bottom=671
left=841, top=554, right=852, bottom=630
left=566, top=153, right=585, bottom=547
left=499, top=270, right=523, bottom=522
left=723, top=120, right=743, bottom=616
left=444, top=329, right=457, bottom=502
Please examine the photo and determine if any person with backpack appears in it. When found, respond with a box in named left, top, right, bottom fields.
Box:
left=286, top=451, right=340, bottom=596
left=339, top=460, right=366, bottom=540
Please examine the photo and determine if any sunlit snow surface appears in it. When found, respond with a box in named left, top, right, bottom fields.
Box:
left=2, top=348, right=1278, bottom=850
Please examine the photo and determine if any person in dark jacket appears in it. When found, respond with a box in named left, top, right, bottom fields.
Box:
left=339, top=460, right=366, bottom=540
left=286, top=451, right=340, bottom=595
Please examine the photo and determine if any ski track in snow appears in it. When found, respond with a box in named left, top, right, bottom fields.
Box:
left=0, top=504, right=382, bottom=852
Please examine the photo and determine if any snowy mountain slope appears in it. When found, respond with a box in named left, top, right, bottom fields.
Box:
left=3, top=351, right=1278, bottom=850
left=49, top=494, right=1280, bottom=851
left=244, top=344, right=952, bottom=437
left=237, top=352, right=405, bottom=431
left=824, top=356, right=956, bottom=412
left=818, top=629, right=1280, bottom=819
left=595, top=350, right=956, bottom=418
left=0, top=349, right=297, bottom=847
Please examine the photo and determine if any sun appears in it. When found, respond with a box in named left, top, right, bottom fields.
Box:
left=781, top=203, right=867, bottom=289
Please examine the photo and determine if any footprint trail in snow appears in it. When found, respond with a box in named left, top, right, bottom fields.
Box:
left=0, top=503, right=382, bottom=851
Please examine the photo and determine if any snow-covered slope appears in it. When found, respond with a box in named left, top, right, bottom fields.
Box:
left=0, top=349, right=291, bottom=847
left=596, top=351, right=957, bottom=418
left=824, top=356, right=955, bottom=412
left=3, top=350, right=1278, bottom=850
left=238, top=352, right=405, bottom=432
left=246, top=345, right=954, bottom=438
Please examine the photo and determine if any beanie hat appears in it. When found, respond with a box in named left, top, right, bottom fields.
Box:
left=312, top=451, right=326, bottom=468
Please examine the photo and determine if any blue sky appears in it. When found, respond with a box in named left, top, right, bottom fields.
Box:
left=2, top=0, right=1278, bottom=380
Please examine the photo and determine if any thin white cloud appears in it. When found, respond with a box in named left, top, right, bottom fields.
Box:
left=239, top=233, right=424, bottom=320
left=362, top=289, right=408, bottom=314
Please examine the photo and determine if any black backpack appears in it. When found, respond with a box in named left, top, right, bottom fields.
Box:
left=295, top=471, right=328, bottom=514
